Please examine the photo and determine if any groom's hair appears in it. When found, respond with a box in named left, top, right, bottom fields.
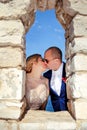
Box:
left=45, top=46, right=62, bottom=62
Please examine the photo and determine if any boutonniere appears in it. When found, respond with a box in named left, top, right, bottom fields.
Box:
left=62, top=77, right=66, bottom=83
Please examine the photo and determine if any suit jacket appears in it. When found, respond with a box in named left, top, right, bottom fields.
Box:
left=44, top=62, right=68, bottom=111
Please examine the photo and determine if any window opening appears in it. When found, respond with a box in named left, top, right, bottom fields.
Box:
left=26, top=9, right=65, bottom=112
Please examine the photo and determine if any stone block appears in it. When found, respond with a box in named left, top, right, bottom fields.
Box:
left=0, top=68, right=26, bottom=100
left=71, top=38, right=87, bottom=55
left=66, top=59, right=71, bottom=77
left=71, top=54, right=87, bottom=71
left=0, top=0, right=34, bottom=18
left=65, top=37, right=87, bottom=59
left=19, top=110, right=76, bottom=130
left=0, top=120, right=9, bottom=130
left=0, top=47, right=26, bottom=67
left=0, top=20, right=25, bottom=46
left=36, top=0, right=56, bottom=10
left=0, top=0, right=35, bottom=32
left=69, top=15, right=87, bottom=40
left=66, top=54, right=87, bottom=76
left=65, top=38, right=71, bottom=59
left=63, top=0, right=87, bottom=16
left=47, top=0, right=56, bottom=9
left=69, top=99, right=87, bottom=120
left=0, top=110, right=76, bottom=130
left=67, top=73, right=87, bottom=99
left=0, top=98, right=26, bottom=119
left=78, top=121, right=87, bottom=130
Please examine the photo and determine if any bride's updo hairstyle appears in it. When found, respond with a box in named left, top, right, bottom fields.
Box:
left=26, top=54, right=41, bottom=73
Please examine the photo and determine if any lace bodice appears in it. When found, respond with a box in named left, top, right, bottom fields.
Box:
left=26, top=75, right=49, bottom=110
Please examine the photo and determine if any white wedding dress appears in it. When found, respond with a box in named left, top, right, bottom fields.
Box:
left=26, top=76, right=49, bottom=110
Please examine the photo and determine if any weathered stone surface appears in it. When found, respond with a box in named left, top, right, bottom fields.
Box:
left=0, top=120, right=9, bottom=130
left=65, top=59, right=71, bottom=77
left=0, top=0, right=10, bottom=3
left=0, top=20, right=25, bottom=46
left=69, top=15, right=87, bottom=40
left=35, top=0, right=56, bottom=11
left=0, top=98, right=26, bottom=119
left=65, top=38, right=87, bottom=59
left=71, top=54, right=87, bottom=71
left=0, top=120, right=18, bottom=130
left=0, top=110, right=76, bottom=130
left=67, top=72, right=87, bottom=99
left=9, top=122, right=18, bottom=130
left=65, top=38, right=71, bottom=60
left=77, top=121, right=87, bottom=130
left=63, top=0, right=87, bottom=16
left=66, top=54, right=87, bottom=76
left=0, top=47, right=25, bottom=67
left=0, top=68, right=25, bottom=100
left=47, top=0, right=56, bottom=9
left=56, top=0, right=72, bottom=29
left=36, top=0, right=47, bottom=11
left=71, top=38, right=87, bottom=55
left=19, top=110, right=76, bottom=130
left=0, top=0, right=34, bottom=18
left=0, top=0, right=35, bottom=32
left=68, top=99, right=87, bottom=120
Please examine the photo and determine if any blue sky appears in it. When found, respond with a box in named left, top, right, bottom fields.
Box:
left=26, top=9, right=65, bottom=61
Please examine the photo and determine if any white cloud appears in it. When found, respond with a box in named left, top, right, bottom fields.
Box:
left=54, top=28, right=62, bottom=33
left=38, top=25, right=42, bottom=29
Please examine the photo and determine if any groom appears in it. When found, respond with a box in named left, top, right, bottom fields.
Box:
left=43, top=46, right=68, bottom=111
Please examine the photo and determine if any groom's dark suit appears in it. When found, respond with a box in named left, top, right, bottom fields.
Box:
left=44, top=63, right=68, bottom=111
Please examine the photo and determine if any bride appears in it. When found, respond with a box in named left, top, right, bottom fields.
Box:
left=26, top=54, right=49, bottom=110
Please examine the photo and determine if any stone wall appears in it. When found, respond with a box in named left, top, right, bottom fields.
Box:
left=0, top=0, right=87, bottom=129
left=0, top=0, right=35, bottom=120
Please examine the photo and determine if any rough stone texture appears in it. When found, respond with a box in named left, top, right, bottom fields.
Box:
left=0, top=98, right=26, bottom=120
left=19, top=110, right=76, bottom=130
left=66, top=54, right=87, bottom=77
left=0, top=0, right=35, bottom=32
left=69, top=15, right=87, bottom=41
left=0, top=47, right=26, bottom=68
left=0, top=120, right=17, bottom=130
left=76, top=120, right=87, bottom=130
left=68, top=99, right=87, bottom=120
left=70, top=38, right=87, bottom=55
left=36, top=0, right=47, bottom=11
left=55, top=0, right=72, bottom=29
left=65, top=37, right=87, bottom=60
left=0, top=120, right=9, bottom=130
left=0, top=110, right=76, bottom=130
left=0, top=0, right=10, bottom=3
left=71, top=54, right=87, bottom=72
left=63, top=0, right=87, bottom=16
left=0, top=0, right=34, bottom=18
left=36, top=0, right=56, bottom=11
left=67, top=72, right=87, bottom=99
left=47, top=0, right=56, bottom=9
left=0, top=68, right=25, bottom=99
left=0, top=20, right=25, bottom=46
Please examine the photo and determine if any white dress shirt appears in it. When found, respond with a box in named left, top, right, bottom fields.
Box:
left=51, top=63, right=63, bottom=96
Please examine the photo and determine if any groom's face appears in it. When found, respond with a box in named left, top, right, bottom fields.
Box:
left=44, top=50, right=58, bottom=70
